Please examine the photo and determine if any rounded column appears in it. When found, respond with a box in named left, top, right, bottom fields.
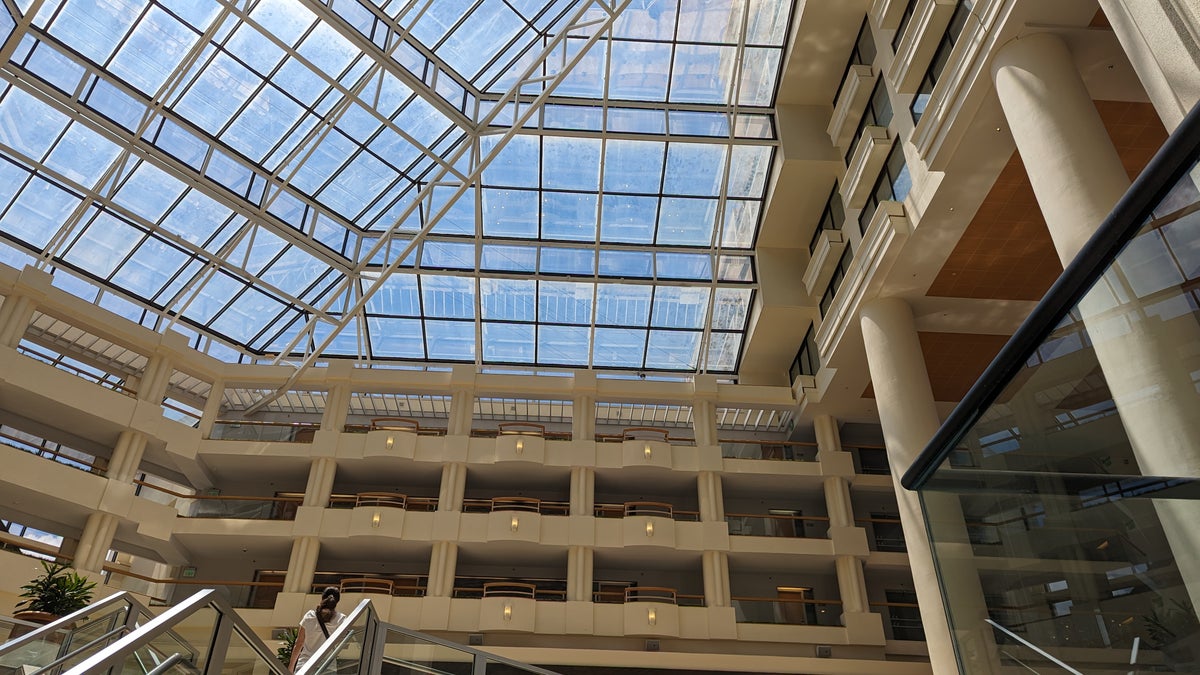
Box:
left=995, top=31, right=1200, bottom=610
left=992, top=33, right=1131, bottom=267
left=860, top=297, right=999, bottom=674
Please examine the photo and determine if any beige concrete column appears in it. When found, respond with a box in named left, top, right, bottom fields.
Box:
left=197, top=377, right=225, bottom=439
left=1095, top=0, right=1199, bottom=132
left=995, top=31, right=1200, bottom=612
left=860, top=297, right=1000, bottom=674
left=814, top=414, right=843, bottom=456
left=692, top=375, right=720, bottom=447
left=569, top=466, right=594, bottom=516
left=303, top=457, right=337, bottom=508
left=0, top=294, right=36, bottom=348
left=136, top=353, right=173, bottom=403
left=697, top=472, right=724, bottom=522
left=567, top=545, right=593, bottom=602
left=74, top=512, right=118, bottom=573
left=572, top=371, right=597, bottom=441
left=836, top=556, right=868, bottom=614
left=321, top=383, right=351, bottom=432
left=702, top=550, right=730, bottom=608
left=427, top=541, right=459, bottom=597
left=992, top=33, right=1132, bottom=267
left=438, top=462, right=467, bottom=511
left=823, top=476, right=854, bottom=529
left=283, top=536, right=320, bottom=593
left=447, top=365, right=475, bottom=436
left=108, top=430, right=147, bottom=483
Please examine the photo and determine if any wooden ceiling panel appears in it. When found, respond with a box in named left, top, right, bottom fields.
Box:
left=862, top=332, right=1010, bottom=402
left=927, top=100, right=1168, bottom=301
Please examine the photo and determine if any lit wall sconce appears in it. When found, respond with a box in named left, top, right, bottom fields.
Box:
left=385, top=436, right=394, bottom=449
left=371, top=511, right=381, bottom=528
left=515, top=439, right=524, bottom=454
left=644, top=444, right=652, bottom=459
left=647, top=608, right=656, bottom=626
left=510, top=516, right=520, bottom=532
left=503, top=603, right=512, bottom=621
left=645, top=521, right=654, bottom=537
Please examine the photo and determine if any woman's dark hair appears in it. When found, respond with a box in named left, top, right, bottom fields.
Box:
left=316, top=586, right=340, bottom=623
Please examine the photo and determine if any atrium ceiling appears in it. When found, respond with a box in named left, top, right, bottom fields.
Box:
left=0, top=0, right=793, bottom=377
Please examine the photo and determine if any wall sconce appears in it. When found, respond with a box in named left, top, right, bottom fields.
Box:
left=510, top=516, right=520, bottom=532
left=503, top=603, right=512, bottom=621
left=645, top=521, right=654, bottom=537
left=644, top=444, right=652, bottom=459
left=385, top=436, right=394, bottom=449
left=371, top=511, right=381, bottom=528
left=647, top=608, right=656, bottom=626
left=515, top=439, right=524, bottom=454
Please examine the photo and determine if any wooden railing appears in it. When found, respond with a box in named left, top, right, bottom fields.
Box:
left=720, top=440, right=818, bottom=461
left=133, top=481, right=304, bottom=520
left=369, top=417, right=446, bottom=435
left=17, top=343, right=137, bottom=397
left=725, top=512, right=828, bottom=537
left=209, top=420, right=320, bottom=442
left=1, top=430, right=108, bottom=475
left=595, top=427, right=695, bottom=445
left=461, top=497, right=570, bottom=515
left=452, top=583, right=567, bottom=601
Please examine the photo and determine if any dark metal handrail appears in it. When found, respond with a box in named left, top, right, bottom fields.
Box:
left=902, top=100, right=1200, bottom=490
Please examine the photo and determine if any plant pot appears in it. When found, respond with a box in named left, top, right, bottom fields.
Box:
left=7, top=611, right=60, bottom=640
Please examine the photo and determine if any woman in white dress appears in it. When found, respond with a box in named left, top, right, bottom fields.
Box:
left=288, top=587, right=345, bottom=672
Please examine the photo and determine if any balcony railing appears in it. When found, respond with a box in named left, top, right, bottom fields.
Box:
left=17, top=343, right=137, bottom=398
left=452, top=582, right=567, bottom=601
left=134, top=482, right=304, bottom=520
left=209, top=420, right=320, bottom=442
left=856, top=516, right=907, bottom=552
left=732, top=596, right=842, bottom=626
left=590, top=587, right=704, bottom=606
left=461, top=497, right=570, bottom=515
left=369, top=417, right=447, bottom=435
left=720, top=440, right=817, bottom=461
left=726, top=513, right=828, bottom=537
left=593, top=501, right=700, bottom=521
left=2, top=429, right=107, bottom=476
left=595, top=427, right=696, bottom=445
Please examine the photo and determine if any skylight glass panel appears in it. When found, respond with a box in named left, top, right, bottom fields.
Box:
left=593, top=327, right=646, bottom=368
left=483, top=322, right=535, bottom=363
left=647, top=329, right=701, bottom=369
left=63, top=212, right=142, bottom=278
left=480, top=278, right=536, bottom=321
left=0, top=0, right=789, bottom=374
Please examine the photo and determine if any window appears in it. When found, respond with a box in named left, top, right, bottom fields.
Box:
left=809, top=183, right=846, bottom=254
left=833, top=19, right=877, bottom=103
left=819, top=246, right=854, bottom=317
left=911, top=1, right=974, bottom=121
left=858, top=143, right=911, bottom=235
left=788, top=323, right=820, bottom=382
left=844, top=78, right=894, bottom=163
left=891, top=1, right=916, bottom=52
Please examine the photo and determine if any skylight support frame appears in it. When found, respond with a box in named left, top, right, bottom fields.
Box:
left=295, top=0, right=477, bottom=132
left=245, top=0, right=634, bottom=414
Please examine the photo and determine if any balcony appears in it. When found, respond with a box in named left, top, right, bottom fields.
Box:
left=720, top=440, right=816, bottom=462
left=732, top=596, right=842, bottom=626
left=209, top=420, right=319, bottom=442
left=594, top=501, right=700, bottom=521
left=726, top=512, right=825, bottom=538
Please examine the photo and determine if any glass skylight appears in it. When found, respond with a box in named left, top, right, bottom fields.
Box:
left=0, top=0, right=790, bottom=375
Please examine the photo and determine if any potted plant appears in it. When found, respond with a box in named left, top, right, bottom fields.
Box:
left=14, top=561, right=97, bottom=625
left=276, top=627, right=298, bottom=668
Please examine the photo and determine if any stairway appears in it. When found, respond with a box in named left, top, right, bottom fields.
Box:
left=0, top=591, right=559, bottom=675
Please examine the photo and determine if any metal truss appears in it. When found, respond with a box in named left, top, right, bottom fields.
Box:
left=245, top=0, right=634, bottom=413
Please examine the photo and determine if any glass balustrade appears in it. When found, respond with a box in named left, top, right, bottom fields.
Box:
left=907, top=105, right=1200, bottom=672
